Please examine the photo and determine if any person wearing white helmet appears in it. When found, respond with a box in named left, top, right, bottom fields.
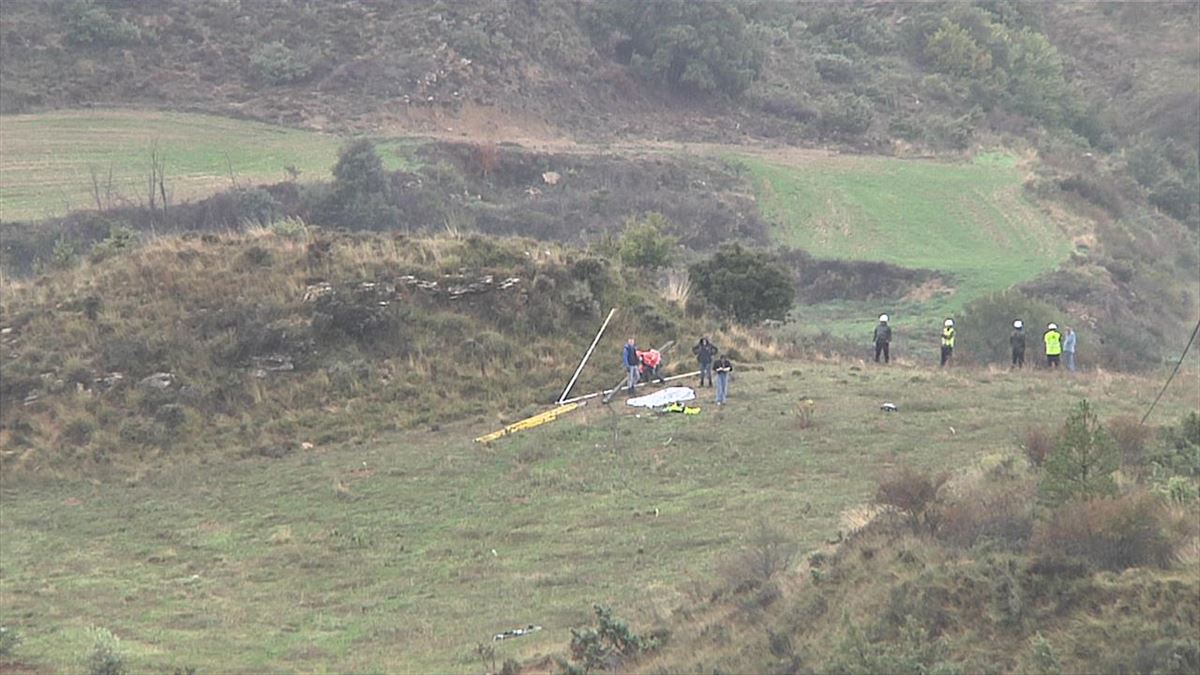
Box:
left=940, top=318, right=956, bottom=367
left=1043, top=322, right=1063, bottom=368
left=1010, top=320, right=1026, bottom=368
left=873, top=314, right=892, bottom=364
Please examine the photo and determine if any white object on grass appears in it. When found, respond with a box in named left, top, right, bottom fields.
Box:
left=626, top=387, right=696, bottom=408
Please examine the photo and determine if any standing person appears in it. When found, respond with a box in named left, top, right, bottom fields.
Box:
left=714, top=354, right=734, bottom=405
left=940, top=318, right=956, bottom=367
left=1010, top=320, right=1026, bottom=368
left=873, top=314, right=892, bottom=363
left=1043, top=323, right=1063, bottom=368
left=693, top=337, right=718, bottom=387
left=623, top=338, right=640, bottom=394
left=1063, top=327, right=1077, bottom=372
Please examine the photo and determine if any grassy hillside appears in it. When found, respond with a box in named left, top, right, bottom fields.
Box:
left=0, top=110, right=422, bottom=221
left=1, top=359, right=1196, bottom=672
left=741, top=152, right=1071, bottom=332
left=0, top=230, right=714, bottom=474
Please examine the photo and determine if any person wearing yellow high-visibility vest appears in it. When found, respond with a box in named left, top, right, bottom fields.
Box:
left=940, top=318, right=955, bottom=367
left=1044, top=322, right=1063, bottom=369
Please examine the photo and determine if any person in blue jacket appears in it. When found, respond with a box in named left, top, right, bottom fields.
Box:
left=623, top=338, right=640, bottom=394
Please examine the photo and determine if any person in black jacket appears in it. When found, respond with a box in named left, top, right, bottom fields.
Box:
left=1010, top=320, right=1026, bottom=368
left=873, top=314, right=892, bottom=363
left=693, top=337, right=718, bottom=387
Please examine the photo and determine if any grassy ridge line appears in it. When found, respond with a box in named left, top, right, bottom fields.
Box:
left=0, top=110, right=420, bottom=221
left=0, top=360, right=1195, bottom=672
left=741, top=153, right=1072, bottom=330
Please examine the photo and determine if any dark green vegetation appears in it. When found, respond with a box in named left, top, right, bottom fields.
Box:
left=2, top=354, right=1195, bottom=672
left=3, top=1, right=1199, bottom=367
left=1, top=1, right=1199, bottom=672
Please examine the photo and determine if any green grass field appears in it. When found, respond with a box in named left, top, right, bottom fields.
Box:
left=2, top=360, right=1193, bottom=673
left=0, top=110, right=419, bottom=221
left=738, top=153, right=1072, bottom=334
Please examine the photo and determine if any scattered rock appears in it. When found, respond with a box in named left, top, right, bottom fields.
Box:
left=251, top=354, right=295, bottom=374
left=541, top=171, right=561, bottom=185
left=94, top=372, right=125, bottom=390
left=139, top=372, right=176, bottom=390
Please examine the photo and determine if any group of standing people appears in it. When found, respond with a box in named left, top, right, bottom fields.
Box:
left=622, top=337, right=733, bottom=405
left=1014, top=321, right=1077, bottom=370
left=871, top=315, right=1078, bottom=370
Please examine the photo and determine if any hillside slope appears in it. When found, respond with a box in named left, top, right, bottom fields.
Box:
left=0, top=230, right=711, bottom=473
left=1, top=356, right=1196, bottom=672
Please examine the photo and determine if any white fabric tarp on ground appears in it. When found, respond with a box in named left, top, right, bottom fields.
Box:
left=625, top=386, right=696, bottom=408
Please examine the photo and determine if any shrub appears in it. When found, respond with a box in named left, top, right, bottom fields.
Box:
left=240, top=245, right=273, bottom=267
left=63, top=0, right=140, bottom=46
left=316, top=140, right=400, bottom=230
left=270, top=217, right=309, bottom=240
left=723, top=520, right=799, bottom=585
left=613, top=2, right=764, bottom=97
left=814, top=53, right=856, bottom=83
left=232, top=187, right=282, bottom=227
left=875, top=466, right=949, bottom=532
left=63, top=357, right=93, bottom=386
left=938, top=483, right=1035, bottom=550
left=1156, top=408, right=1200, bottom=475
left=1027, top=633, right=1062, bottom=675
left=1005, top=28, right=1071, bottom=125
left=0, top=625, right=20, bottom=658
left=1032, top=492, right=1172, bottom=571
left=818, top=94, right=874, bottom=136
left=84, top=627, right=126, bottom=675
left=1108, top=415, right=1154, bottom=468
left=62, top=416, right=96, bottom=446
left=689, top=244, right=795, bottom=324
left=249, top=41, right=316, bottom=85
left=618, top=213, right=676, bottom=269
left=957, top=290, right=1061, bottom=365
left=1020, top=425, right=1056, bottom=468
left=1041, top=400, right=1119, bottom=506
left=88, top=225, right=139, bottom=263
left=52, top=236, right=78, bottom=269
left=564, top=605, right=657, bottom=674
left=1162, top=476, right=1198, bottom=504
left=924, top=18, right=992, bottom=77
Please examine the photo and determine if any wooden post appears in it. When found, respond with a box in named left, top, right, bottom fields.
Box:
left=557, top=307, right=617, bottom=404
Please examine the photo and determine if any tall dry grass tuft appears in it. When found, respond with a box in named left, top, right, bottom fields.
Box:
left=719, top=324, right=787, bottom=360
left=660, top=270, right=691, bottom=308
left=839, top=504, right=887, bottom=537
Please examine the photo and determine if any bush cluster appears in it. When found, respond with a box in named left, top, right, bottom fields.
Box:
left=249, top=41, right=317, bottom=85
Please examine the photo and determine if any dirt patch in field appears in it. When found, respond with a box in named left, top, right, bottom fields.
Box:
left=903, top=278, right=956, bottom=302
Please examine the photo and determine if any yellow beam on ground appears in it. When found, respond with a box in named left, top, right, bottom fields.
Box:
left=474, top=402, right=581, bottom=444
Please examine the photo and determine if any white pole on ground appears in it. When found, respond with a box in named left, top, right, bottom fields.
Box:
left=560, top=370, right=702, bottom=406
left=557, top=307, right=618, bottom=404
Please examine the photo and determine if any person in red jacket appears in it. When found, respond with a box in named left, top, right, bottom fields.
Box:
left=637, top=348, right=665, bottom=384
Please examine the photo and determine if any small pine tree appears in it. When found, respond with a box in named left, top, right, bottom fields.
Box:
left=618, top=213, right=676, bottom=269
left=1040, top=400, right=1119, bottom=505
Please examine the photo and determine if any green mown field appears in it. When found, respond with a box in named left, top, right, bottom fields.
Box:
left=0, top=110, right=418, bottom=221
left=738, top=153, right=1072, bottom=334
left=1, top=360, right=1192, bottom=672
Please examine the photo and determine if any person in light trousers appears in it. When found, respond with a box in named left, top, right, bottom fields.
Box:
left=714, top=355, right=734, bottom=405
left=1063, top=327, right=1077, bottom=372
left=622, top=338, right=640, bottom=394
